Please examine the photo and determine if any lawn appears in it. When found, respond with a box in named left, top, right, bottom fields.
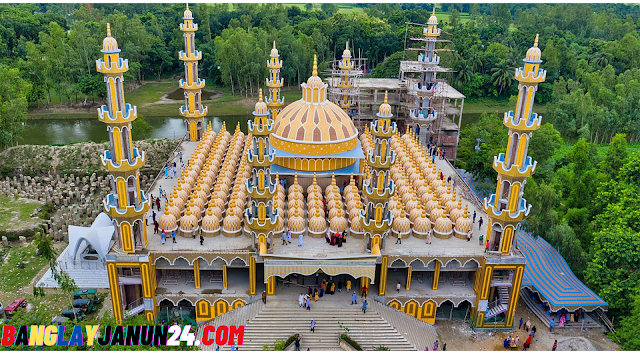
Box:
left=0, top=242, right=48, bottom=294
left=0, top=195, right=43, bottom=232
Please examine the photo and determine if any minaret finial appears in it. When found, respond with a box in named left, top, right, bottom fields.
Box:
left=312, top=55, right=318, bottom=76
left=384, top=91, right=388, bottom=104
left=106, top=23, right=111, bottom=37
left=186, top=3, right=189, bottom=10
left=432, top=8, right=436, bottom=15
left=273, top=40, right=276, bottom=49
left=346, top=41, right=349, bottom=50
left=258, top=88, right=263, bottom=102
left=534, top=34, right=539, bottom=47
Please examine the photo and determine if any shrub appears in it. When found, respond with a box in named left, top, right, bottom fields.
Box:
left=340, top=334, right=362, bottom=350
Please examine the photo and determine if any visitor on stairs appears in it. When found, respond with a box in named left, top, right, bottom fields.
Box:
left=552, top=340, right=557, bottom=351
left=171, top=230, right=176, bottom=243
left=282, top=231, right=288, bottom=245
left=262, top=291, right=267, bottom=304
left=295, top=335, right=300, bottom=351
left=338, top=280, right=343, bottom=292
left=299, top=293, right=305, bottom=307
left=306, top=296, right=310, bottom=311
left=362, top=300, right=368, bottom=314
left=287, top=229, right=292, bottom=244
left=161, top=229, right=166, bottom=245
left=351, top=292, right=357, bottom=305
left=310, top=319, right=316, bottom=332
left=298, top=233, right=303, bottom=247
left=346, top=279, right=352, bottom=292
left=397, top=282, right=401, bottom=293
left=433, top=340, right=439, bottom=351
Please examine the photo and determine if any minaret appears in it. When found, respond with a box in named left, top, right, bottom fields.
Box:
left=337, top=41, right=355, bottom=110
left=245, top=89, right=279, bottom=283
left=409, top=8, right=441, bottom=124
left=361, top=91, right=396, bottom=253
left=483, top=35, right=546, bottom=255
left=265, top=41, right=284, bottom=120
left=96, top=23, right=150, bottom=253
left=179, top=5, right=207, bottom=141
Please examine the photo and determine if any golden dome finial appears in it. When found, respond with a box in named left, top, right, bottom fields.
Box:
left=273, top=40, right=276, bottom=49
left=345, top=41, right=349, bottom=51
left=186, top=3, right=189, bottom=10
left=384, top=91, right=388, bottom=104
left=432, top=8, right=435, bottom=15
left=312, top=55, right=318, bottom=77
left=258, top=88, right=263, bottom=102
left=106, top=23, right=111, bottom=37
left=534, top=34, right=539, bottom=47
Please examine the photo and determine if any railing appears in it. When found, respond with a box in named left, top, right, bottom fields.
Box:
left=58, top=259, right=106, bottom=271
left=145, top=134, right=187, bottom=194
left=491, top=275, right=514, bottom=284
left=445, top=158, right=484, bottom=210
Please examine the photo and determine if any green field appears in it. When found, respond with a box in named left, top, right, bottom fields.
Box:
left=0, top=242, right=48, bottom=293
left=0, top=195, right=42, bottom=232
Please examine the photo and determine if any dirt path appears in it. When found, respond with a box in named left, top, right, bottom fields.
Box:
left=434, top=301, right=618, bottom=351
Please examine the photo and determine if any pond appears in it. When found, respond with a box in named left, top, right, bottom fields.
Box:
left=20, top=115, right=249, bottom=145
left=20, top=112, right=488, bottom=146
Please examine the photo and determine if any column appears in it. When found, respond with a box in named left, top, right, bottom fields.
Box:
left=194, top=260, right=201, bottom=289
left=504, top=265, right=525, bottom=328
left=360, top=276, right=370, bottom=294
left=267, top=276, right=276, bottom=295
left=379, top=255, right=388, bottom=296
left=107, top=262, right=123, bottom=323
left=249, top=256, right=256, bottom=296
left=432, top=262, right=441, bottom=290
left=222, top=264, right=228, bottom=290
left=141, top=262, right=156, bottom=321
left=406, top=265, right=412, bottom=290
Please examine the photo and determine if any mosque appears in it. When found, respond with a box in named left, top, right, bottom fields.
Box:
left=100, top=7, right=607, bottom=332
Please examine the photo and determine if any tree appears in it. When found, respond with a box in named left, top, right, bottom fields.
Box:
left=0, top=64, right=30, bottom=148
left=304, top=3, right=313, bottom=12
left=320, top=3, right=339, bottom=16
left=599, top=133, right=628, bottom=180
left=491, top=61, right=512, bottom=95
left=456, top=113, right=507, bottom=182
left=617, top=288, right=640, bottom=350
left=132, top=114, right=153, bottom=139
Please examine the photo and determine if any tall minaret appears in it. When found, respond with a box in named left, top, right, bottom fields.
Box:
left=337, top=41, right=355, bottom=110
left=265, top=41, right=284, bottom=120
left=179, top=4, right=207, bottom=141
left=483, top=35, right=546, bottom=255
left=96, top=23, right=150, bottom=253
left=245, top=89, right=279, bottom=284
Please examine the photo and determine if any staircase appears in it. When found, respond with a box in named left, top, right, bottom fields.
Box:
left=202, top=300, right=420, bottom=351
left=198, top=300, right=265, bottom=351
left=37, top=267, right=109, bottom=288
left=369, top=300, right=439, bottom=351
left=485, top=287, right=510, bottom=320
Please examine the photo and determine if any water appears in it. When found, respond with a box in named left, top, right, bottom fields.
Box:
left=20, top=112, right=485, bottom=146
left=20, top=115, right=247, bottom=145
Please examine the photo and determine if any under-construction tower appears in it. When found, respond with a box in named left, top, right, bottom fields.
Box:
left=327, top=42, right=365, bottom=120
left=399, top=10, right=464, bottom=159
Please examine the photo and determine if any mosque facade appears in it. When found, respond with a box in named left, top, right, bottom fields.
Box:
left=103, top=8, right=547, bottom=330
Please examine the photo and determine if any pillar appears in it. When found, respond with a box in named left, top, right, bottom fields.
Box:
left=504, top=265, right=525, bottom=328
left=249, top=256, right=256, bottom=296
left=432, top=262, right=441, bottom=290
left=194, top=260, right=200, bottom=289
left=266, top=276, right=276, bottom=295
left=379, top=256, right=388, bottom=296
left=141, top=262, right=156, bottom=321
left=406, top=265, right=412, bottom=290
left=360, top=276, right=370, bottom=293
left=222, top=264, right=228, bottom=290
left=107, top=262, right=123, bottom=323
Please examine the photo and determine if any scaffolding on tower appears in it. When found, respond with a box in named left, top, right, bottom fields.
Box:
left=325, top=41, right=367, bottom=127
left=399, top=12, right=465, bottom=160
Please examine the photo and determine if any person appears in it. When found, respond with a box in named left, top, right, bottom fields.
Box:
left=532, top=325, right=537, bottom=337
left=485, top=238, right=490, bottom=253
left=164, top=166, right=168, bottom=179
left=549, top=319, right=555, bottom=332
left=200, top=232, right=204, bottom=246
left=171, top=230, right=176, bottom=243
left=525, top=319, right=531, bottom=332
left=552, top=340, right=557, bottom=351
left=314, top=288, right=319, bottom=302
left=473, top=211, right=477, bottom=223
left=325, top=229, right=331, bottom=244
left=156, top=197, right=161, bottom=211
left=415, top=124, right=420, bottom=136
left=287, top=229, right=292, bottom=244
left=523, top=335, right=532, bottom=350
left=319, top=286, right=324, bottom=298
left=396, top=235, right=402, bottom=244
left=478, top=217, right=484, bottom=230
left=151, top=194, right=155, bottom=210
left=427, top=231, right=432, bottom=244
left=310, top=319, right=316, bottom=333
left=442, top=344, right=446, bottom=351
left=330, top=282, right=335, bottom=294
left=467, top=229, right=472, bottom=242
left=559, top=314, right=565, bottom=328
left=295, top=335, right=300, bottom=351
left=161, top=229, right=166, bottom=245
left=338, top=280, right=343, bottom=292
left=179, top=151, right=183, bottom=163
left=262, top=291, right=267, bottom=304
left=362, top=300, right=368, bottom=314
left=298, top=233, right=303, bottom=247
left=515, top=335, right=519, bottom=347
left=397, top=282, right=401, bottom=293
left=152, top=210, right=157, bottom=223
left=433, top=340, right=439, bottom=351
left=519, top=317, right=523, bottom=329
left=351, top=291, right=357, bottom=305
left=282, top=231, right=288, bottom=245
left=299, top=293, right=305, bottom=308
left=305, top=296, right=310, bottom=311
left=154, top=221, right=159, bottom=234
left=479, top=234, right=484, bottom=246
left=447, top=175, right=451, bottom=183
left=346, top=279, right=352, bottom=292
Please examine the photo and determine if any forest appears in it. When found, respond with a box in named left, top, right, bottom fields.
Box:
left=0, top=2, right=640, bottom=349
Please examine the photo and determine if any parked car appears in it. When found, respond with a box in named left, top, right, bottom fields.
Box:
left=4, top=298, right=27, bottom=320
left=61, top=308, right=86, bottom=322
left=73, top=289, right=101, bottom=304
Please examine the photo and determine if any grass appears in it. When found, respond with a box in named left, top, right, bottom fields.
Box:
left=0, top=195, right=42, bottom=232
left=0, top=242, right=48, bottom=294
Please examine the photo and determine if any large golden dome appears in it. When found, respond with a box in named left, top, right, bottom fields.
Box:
left=271, top=55, right=358, bottom=156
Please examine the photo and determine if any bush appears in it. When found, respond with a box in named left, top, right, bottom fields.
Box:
left=40, top=201, right=55, bottom=220
left=340, top=334, right=362, bottom=350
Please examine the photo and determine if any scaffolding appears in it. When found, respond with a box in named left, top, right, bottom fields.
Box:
left=325, top=41, right=366, bottom=123
left=399, top=15, right=465, bottom=159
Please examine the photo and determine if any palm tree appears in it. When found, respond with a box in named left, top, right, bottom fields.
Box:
left=590, top=51, right=609, bottom=68
left=455, top=58, right=472, bottom=88
left=491, top=61, right=512, bottom=95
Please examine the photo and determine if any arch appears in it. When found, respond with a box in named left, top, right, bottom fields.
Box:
left=214, top=299, right=229, bottom=317
left=173, top=257, right=191, bottom=268
left=177, top=299, right=195, bottom=307
left=455, top=299, right=473, bottom=308
left=390, top=258, right=407, bottom=268
left=153, top=256, right=172, bottom=267
left=209, top=257, right=227, bottom=268
left=228, top=256, right=248, bottom=267
left=444, top=258, right=463, bottom=268
left=231, top=299, right=246, bottom=309
left=408, top=258, right=426, bottom=269
left=387, top=300, right=402, bottom=310
left=425, top=258, right=444, bottom=267
left=404, top=300, right=420, bottom=317
left=462, top=258, right=481, bottom=268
